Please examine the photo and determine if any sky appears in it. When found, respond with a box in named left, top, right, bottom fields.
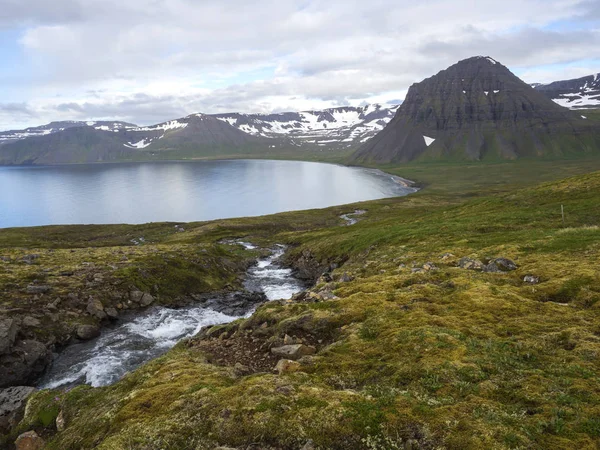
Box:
left=0, top=0, right=599, bottom=130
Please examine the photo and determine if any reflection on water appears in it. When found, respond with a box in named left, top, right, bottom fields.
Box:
left=0, top=159, right=415, bottom=228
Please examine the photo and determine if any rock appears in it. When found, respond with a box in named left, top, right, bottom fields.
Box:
left=490, top=258, right=518, bottom=271
left=198, top=291, right=268, bottom=316
left=0, top=386, right=36, bottom=433
left=15, top=431, right=45, bottom=450
left=76, top=324, right=100, bottom=340
left=86, top=298, right=107, bottom=320
left=233, top=362, right=251, bottom=376
left=458, top=257, right=485, bottom=271
left=422, top=262, right=437, bottom=271
left=25, top=285, right=51, bottom=294
left=0, top=318, right=18, bottom=355
left=440, top=252, right=455, bottom=261
left=318, top=272, right=333, bottom=284
left=56, top=410, right=66, bottom=431
left=339, top=272, right=354, bottom=283
left=300, top=440, right=316, bottom=450
left=129, top=291, right=144, bottom=303
left=271, top=344, right=316, bottom=361
left=139, top=293, right=155, bottom=307
left=105, top=307, right=119, bottom=319
left=524, top=275, right=540, bottom=284
left=22, top=316, right=41, bottom=328
left=0, top=340, right=53, bottom=388
left=274, top=359, right=301, bottom=375
left=283, top=334, right=295, bottom=345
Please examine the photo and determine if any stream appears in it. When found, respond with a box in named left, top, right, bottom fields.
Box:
left=38, top=243, right=305, bottom=389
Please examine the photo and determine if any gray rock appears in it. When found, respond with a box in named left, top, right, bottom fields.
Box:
left=271, top=344, right=316, bottom=360
left=22, top=316, right=41, bottom=328
left=21, top=254, right=40, bottom=265
left=458, top=257, right=485, bottom=271
left=76, top=324, right=100, bottom=340
left=15, top=430, right=45, bottom=450
left=422, top=262, right=437, bottom=271
left=86, top=298, right=107, bottom=320
left=0, top=386, right=36, bottom=433
left=25, top=285, right=51, bottom=294
left=301, top=440, right=316, bottom=450
left=0, top=340, right=52, bottom=388
left=105, top=307, right=119, bottom=319
left=139, top=293, right=155, bottom=307
left=491, top=258, right=518, bottom=271
left=339, top=272, right=354, bottom=283
left=0, top=318, right=18, bottom=355
left=524, top=275, right=540, bottom=284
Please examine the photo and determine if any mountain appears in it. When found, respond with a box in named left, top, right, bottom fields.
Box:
left=0, top=105, right=399, bottom=165
left=0, top=115, right=267, bottom=165
left=0, top=120, right=135, bottom=145
left=533, top=73, right=600, bottom=109
left=351, top=56, right=600, bottom=164
left=213, top=104, right=399, bottom=149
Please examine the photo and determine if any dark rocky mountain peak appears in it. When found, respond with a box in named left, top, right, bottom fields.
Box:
left=351, top=56, right=599, bottom=164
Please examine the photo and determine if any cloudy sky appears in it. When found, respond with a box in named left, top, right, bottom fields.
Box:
left=1, top=0, right=599, bottom=130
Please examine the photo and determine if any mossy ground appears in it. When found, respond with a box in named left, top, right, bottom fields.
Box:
left=4, top=158, right=600, bottom=449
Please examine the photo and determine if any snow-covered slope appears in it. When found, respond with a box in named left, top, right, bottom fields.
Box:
left=0, top=121, right=136, bottom=144
left=533, top=73, right=600, bottom=109
left=212, top=104, right=400, bottom=148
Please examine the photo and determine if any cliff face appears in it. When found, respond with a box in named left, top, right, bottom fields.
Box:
left=351, top=56, right=600, bottom=164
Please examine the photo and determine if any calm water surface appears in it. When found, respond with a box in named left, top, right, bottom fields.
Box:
left=0, top=160, right=414, bottom=228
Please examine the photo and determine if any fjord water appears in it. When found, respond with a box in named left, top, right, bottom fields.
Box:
left=0, top=160, right=413, bottom=228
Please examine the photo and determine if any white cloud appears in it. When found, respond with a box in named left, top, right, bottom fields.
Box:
left=0, top=0, right=598, bottom=129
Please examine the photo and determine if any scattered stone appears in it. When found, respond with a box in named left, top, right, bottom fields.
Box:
left=22, top=316, right=41, bottom=328
left=0, top=386, right=36, bottom=433
left=0, top=256, right=11, bottom=262
left=139, top=293, right=155, bottom=307
left=283, top=334, right=295, bottom=345
left=26, top=285, right=51, bottom=294
left=271, top=344, right=316, bottom=360
left=56, top=410, right=66, bottom=431
left=458, top=257, right=485, bottom=271
left=15, top=430, right=45, bottom=450
left=524, top=275, right=540, bottom=284
left=422, top=262, right=437, bottom=271
left=274, top=359, right=301, bottom=374
left=76, top=324, right=100, bottom=340
left=318, top=272, right=333, bottom=284
left=105, top=307, right=119, bottom=319
left=0, top=318, right=18, bottom=355
left=233, top=362, right=251, bottom=376
left=339, top=272, right=354, bottom=283
left=490, top=258, right=518, bottom=272
left=300, top=439, right=316, bottom=450
left=440, top=252, right=455, bottom=261
left=86, top=298, right=107, bottom=320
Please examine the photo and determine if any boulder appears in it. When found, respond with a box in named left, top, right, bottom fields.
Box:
left=422, top=262, right=437, bottom=271
left=15, top=430, right=45, bottom=450
left=0, top=318, right=18, bottom=355
left=491, top=258, right=518, bottom=271
left=0, top=386, right=36, bottom=433
left=339, top=272, right=354, bottom=283
left=76, top=324, right=100, bottom=340
left=274, top=359, right=301, bottom=375
left=271, top=344, right=316, bottom=361
left=458, top=257, right=485, bottom=271
left=139, top=293, right=155, bottom=307
left=129, top=291, right=144, bottom=303
left=0, top=340, right=53, bottom=388
left=105, top=307, right=119, bottom=319
left=86, top=298, right=107, bottom=320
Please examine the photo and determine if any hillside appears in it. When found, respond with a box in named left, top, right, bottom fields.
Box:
left=0, top=105, right=399, bottom=165
left=351, top=57, right=600, bottom=164
left=534, top=73, right=600, bottom=109
left=2, top=159, right=600, bottom=449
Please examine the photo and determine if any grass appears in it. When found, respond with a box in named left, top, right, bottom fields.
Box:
left=3, top=157, right=600, bottom=449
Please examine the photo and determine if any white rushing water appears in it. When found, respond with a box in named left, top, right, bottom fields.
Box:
left=39, top=243, right=305, bottom=389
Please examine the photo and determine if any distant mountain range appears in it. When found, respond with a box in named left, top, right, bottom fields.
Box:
left=533, top=73, right=600, bottom=109
left=1, top=59, right=600, bottom=166
left=351, top=56, right=600, bottom=164
left=0, top=105, right=399, bottom=165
